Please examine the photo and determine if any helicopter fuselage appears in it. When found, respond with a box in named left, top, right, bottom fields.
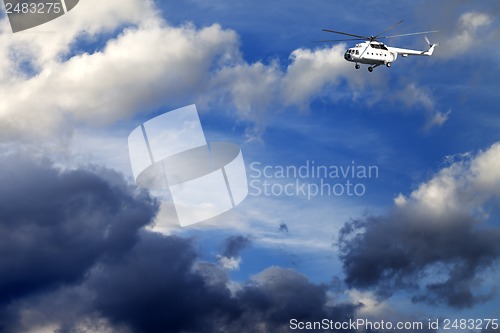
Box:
left=343, top=41, right=436, bottom=72
left=344, top=41, right=397, bottom=66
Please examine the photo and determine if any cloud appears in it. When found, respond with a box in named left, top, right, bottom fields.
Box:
left=280, top=45, right=353, bottom=107
left=337, top=142, right=500, bottom=308
left=347, top=290, right=435, bottom=333
left=470, top=143, right=500, bottom=198
left=0, top=3, right=240, bottom=140
left=0, top=152, right=158, bottom=331
left=207, top=61, right=282, bottom=127
left=4, top=0, right=342, bottom=141
left=438, top=12, right=493, bottom=58
left=88, top=232, right=237, bottom=333
left=0, top=153, right=359, bottom=333
left=392, top=83, right=451, bottom=130
left=217, top=235, right=251, bottom=270
left=0, top=0, right=448, bottom=143
left=231, top=267, right=359, bottom=333
left=203, top=44, right=372, bottom=139
left=221, top=235, right=251, bottom=257
left=0, top=0, right=156, bottom=65
left=88, top=249, right=358, bottom=333
left=398, top=142, right=500, bottom=215
left=2, top=233, right=358, bottom=332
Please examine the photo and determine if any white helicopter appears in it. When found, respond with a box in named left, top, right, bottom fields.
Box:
left=320, top=20, right=438, bottom=72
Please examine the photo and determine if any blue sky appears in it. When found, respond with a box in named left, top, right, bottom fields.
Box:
left=0, top=0, right=499, bottom=332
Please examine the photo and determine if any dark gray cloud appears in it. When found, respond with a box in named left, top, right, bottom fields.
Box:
left=218, top=235, right=252, bottom=270
left=231, top=267, right=358, bottom=333
left=89, top=231, right=237, bottom=333
left=337, top=208, right=500, bottom=308
left=221, top=235, right=251, bottom=258
left=0, top=153, right=358, bottom=333
left=88, top=233, right=357, bottom=333
left=0, top=153, right=158, bottom=331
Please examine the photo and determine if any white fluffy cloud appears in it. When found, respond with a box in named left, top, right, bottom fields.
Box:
left=1, top=2, right=355, bottom=141
left=218, top=255, right=242, bottom=270
left=0, top=0, right=240, bottom=139
left=0, top=0, right=319, bottom=141
left=470, top=143, right=500, bottom=197
left=206, top=61, right=282, bottom=130
left=281, top=45, right=352, bottom=107
left=205, top=44, right=359, bottom=137
left=0, top=0, right=458, bottom=142
left=396, top=142, right=500, bottom=218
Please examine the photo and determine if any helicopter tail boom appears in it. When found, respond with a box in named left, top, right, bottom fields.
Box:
left=388, top=42, right=437, bottom=57
left=388, top=36, right=438, bottom=57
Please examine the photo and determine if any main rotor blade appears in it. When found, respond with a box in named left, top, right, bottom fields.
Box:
left=359, top=42, right=370, bottom=58
left=322, top=29, right=368, bottom=39
left=380, top=30, right=439, bottom=39
left=374, top=20, right=404, bottom=38
left=315, top=38, right=366, bottom=43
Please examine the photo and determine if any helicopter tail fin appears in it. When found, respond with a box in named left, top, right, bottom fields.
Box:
left=423, top=36, right=438, bottom=56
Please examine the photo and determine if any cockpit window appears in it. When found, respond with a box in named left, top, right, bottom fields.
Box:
left=356, top=50, right=359, bottom=55
left=370, top=43, right=388, bottom=50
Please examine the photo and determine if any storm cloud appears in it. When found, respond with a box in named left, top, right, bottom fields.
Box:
left=0, top=154, right=157, bottom=303
left=0, top=153, right=157, bottom=331
left=88, top=232, right=237, bottom=333
left=89, top=234, right=358, bottom=333
left=222, top=235, right=252, bottom=258
left=217, top=235, right=252, bottom=270
left=338, top=212, right=500, bottom=308
left=337, top=143, right=500, bottom=308
left=0, top=153, right=357, bottom=332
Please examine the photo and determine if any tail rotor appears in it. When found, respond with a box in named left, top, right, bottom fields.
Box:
left=423, top=36, right=438, bottom=56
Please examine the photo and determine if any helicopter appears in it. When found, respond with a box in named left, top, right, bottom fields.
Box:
left=320, top=20, right=438, bottom=72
